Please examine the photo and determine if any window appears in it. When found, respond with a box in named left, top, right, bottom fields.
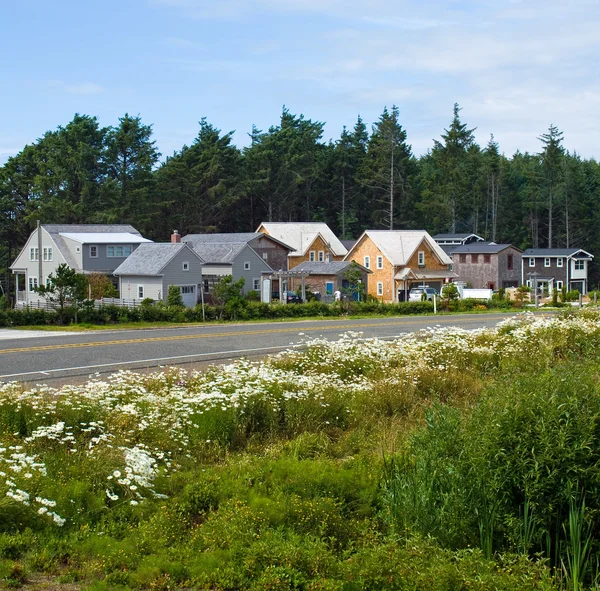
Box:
left=557, top=257, right=563, bottom=267
left=544, top=258, right=551, bottom=267
left=418, top=251, right=425, bottom=266
left=526, top=280, right=531, bottom=287
left=43, top=247, right=53, bottom=261
left=459, top=254, right=467, bottom=263
left=484, top=254, right=491, bottom=264
left=29, top=247, right=39, bottom=261
left=137, top=285, right=144, bottom=299
left=262, top=252, right=268, bottom=260
left=326, top=282, right=333, bottom=295
left=28, top=277, right=38, bottom=292
left=182, top=261, right=189, bottom=271
left=76, top=247, right=81, bottom=254
left=575, top=259, right=585, bottom=270
left=471, top=254, right=479, bottom=263
left=309, top=251, right=315, bottom=262
left=107, top=245, right=132, bottom=258
left=376, top=256, right=383, bottom=269
left=180, top=286, right=194, bottom=294
left=318, top=251, right=324, bottom=262
left=529, top=258, right=535, bottom=267
left=364, top=256, right=370, bottom=269
left=244, top=261, right=251, bottom=270
left=325, top=253, right=330, bottom=262
left=90, top=245, right=98, bottom=258
left=556, top=281, right=564, bottom=290
left=253, top=278, right=260, bottom=291
left=377, top=282, right=383, bottom=296
left=507, top=254, right=513, bottom=270
left=45, top=277, right=52, bottom=287
left=203, top=280, right=210, bottom=293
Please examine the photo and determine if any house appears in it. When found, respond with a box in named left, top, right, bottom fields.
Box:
left=344, top=230, right=456, bottom=302
left=289, top=261, right=371, bottom=302
left=521, top=248, right=594, bottom=295
left=113, top=243, right=204, bottom=307
left=257, top=222, right=347, bottom=269
left=10, top=224, right=152, bottom=306
left=181, top=232, right=293, bottom=273
left=181, top=233, right=273, bottom=297
left=450, top=243, right=522, bottom=289
left=433, top=233, right=485, bottom=255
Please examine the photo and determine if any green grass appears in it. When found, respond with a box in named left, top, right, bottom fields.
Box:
left=2, top=311, right=600, bottom=589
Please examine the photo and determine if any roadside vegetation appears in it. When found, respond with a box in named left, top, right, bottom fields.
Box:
left=1, top=310, right=600, bottom=588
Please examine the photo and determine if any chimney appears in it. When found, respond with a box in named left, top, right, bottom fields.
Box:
left=171, top=230, right=181, bottom=243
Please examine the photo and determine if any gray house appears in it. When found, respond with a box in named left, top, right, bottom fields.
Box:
left=433, top=233, right=485, bottom=256
left=450, top=243, right=522, bottom=289
left=113, top=243, right=204, bottom=307
left=521, top=248, right=594, bottom=294
left=183, top=239, right=274, bottom=297
left=182, top=232, right=293, bottom=272
left=10, top=224, right=151, bottom=306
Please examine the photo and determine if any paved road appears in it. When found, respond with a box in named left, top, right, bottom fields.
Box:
left=0, top=313, right=519, bottom=385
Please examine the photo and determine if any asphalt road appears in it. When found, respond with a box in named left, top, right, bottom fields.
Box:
left=0, top=313, right=519, bottom=385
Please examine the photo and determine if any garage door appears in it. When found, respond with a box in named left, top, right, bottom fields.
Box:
left=178, top=285, right=196, bottom=307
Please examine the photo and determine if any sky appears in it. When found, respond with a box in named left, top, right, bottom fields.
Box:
left=1, top=0, right=599, bottom=164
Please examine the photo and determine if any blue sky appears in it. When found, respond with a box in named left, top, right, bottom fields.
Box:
left=1, top=0, right=599, bottom=163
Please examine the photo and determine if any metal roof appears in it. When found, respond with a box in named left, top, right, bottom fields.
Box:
left=59, top=232, right=152, bottom=244
left=348, top=230, right=452, bottom=266
left=258, top=222, right=347, bottom=257
left=113, top=243, right=202, bottom=276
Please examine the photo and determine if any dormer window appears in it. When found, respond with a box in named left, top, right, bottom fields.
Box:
left=309, top=251, right=315, bottom=262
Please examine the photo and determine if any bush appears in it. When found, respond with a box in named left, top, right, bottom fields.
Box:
left=166, top=285, right=184, bottom=307
left=565, top=289, right=581, bottom=302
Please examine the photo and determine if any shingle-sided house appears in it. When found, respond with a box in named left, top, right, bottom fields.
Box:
left=289, top=261, right=371, bottom=302
left=449, top=243, right=522, bottom=289
left=113, top=243, right=204, bottom=306
left=344, top=230, right=456, bottom=302
left=521, top=248, right=594, bottom=294
left=183, top=239, right=273, bottom=297
left=181, top=232, right=293, bottom=273
left=10, top=224, right=152, bottom=306
left=256, top=222, right=348, bottom=269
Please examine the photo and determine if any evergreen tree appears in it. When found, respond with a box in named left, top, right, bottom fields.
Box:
left=538, top=124, right=564, bottom=248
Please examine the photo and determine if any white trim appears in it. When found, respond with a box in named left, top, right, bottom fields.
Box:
left=137, top=285, right=144, bottom=299
left=244, top=261, right=251, bottom=270
left=557, top=257, right=563, bottom=267
left=28, top=276, right=38, bottom=292
left=364, top=256, right=370, bottom=269
left=29, top=247, right=39, bottom=261
left=529, top=258, right=535, bottom=267
left=43, top=247, right=53, bottom=262
left=377, top=281, right=383, bottom=296
left=309, top=250, right=316, bottom=262
left=556, top=280, right=564, bottom=290
left=89, top=245, right=98, bottom=258
left=418, top=251, right=425, bottom=266
left=376, top=255, right=383, bottom=269
left=182, top=261, right=190, bottom=271
left=544, top=257, right=551, bottom=267
left=318, top=250, right=324, bottom=262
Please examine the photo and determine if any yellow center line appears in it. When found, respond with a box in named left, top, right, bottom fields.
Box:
left=0, top=315, right=509, bottom=355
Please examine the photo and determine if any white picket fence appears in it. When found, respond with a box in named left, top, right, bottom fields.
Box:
left=15, top=297, right=145, bottom=311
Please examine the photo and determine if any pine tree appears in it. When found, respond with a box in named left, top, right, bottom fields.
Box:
left=538, top=125, right=564, bottom=248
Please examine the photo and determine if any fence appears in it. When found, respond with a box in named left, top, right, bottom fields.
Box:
left=14, top=297, right=146, bottom=311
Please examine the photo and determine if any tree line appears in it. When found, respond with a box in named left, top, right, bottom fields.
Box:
left=2, top=104, right=600, bottom=294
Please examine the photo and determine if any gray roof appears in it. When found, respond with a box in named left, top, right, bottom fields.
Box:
left=340, top=239, right=357, bottom=251
left=292, top=261, right=371, bottom=275
left=450, top=243, right=519, bottom=255
left=113, top=243, right=202, bottom=276
left=189, top=242, right=246, bottom=264
left=523, top=248, right=593, bottom=258
left=42, top=224, right=144, bottom=271
left=183, top=232, right=295, bottom=252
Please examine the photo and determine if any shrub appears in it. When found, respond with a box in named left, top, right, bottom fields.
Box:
left=166, top=285, right=184, bottom=307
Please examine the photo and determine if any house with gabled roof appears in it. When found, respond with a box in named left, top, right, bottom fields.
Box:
left=521, top=248, right=594, bottom=295
left=344, top=230, right=456, bottom=302
left=182, top=231, right=293, bottom=273
left=256, top=222, right=347, bottom=269
left=113, top=243, right=204, bottom=306
left=182, top=234, right=274, bottom=297
left=450, top=243, right=522, bottom=289
left=10, top=224, right=152, bottom=305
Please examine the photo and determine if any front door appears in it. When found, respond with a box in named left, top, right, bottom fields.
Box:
left=178, top=285, right=196, bottom=307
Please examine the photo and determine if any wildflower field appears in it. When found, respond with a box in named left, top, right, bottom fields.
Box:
left=2, top=310, right=600, bottom=589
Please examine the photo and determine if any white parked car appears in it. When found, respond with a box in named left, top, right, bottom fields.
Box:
left=408, top=287, right=438, bottom=302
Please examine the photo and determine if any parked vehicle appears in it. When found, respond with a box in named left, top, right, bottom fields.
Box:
left=271, top=290, right=303, bottom=304
left=408, top=287, right=438, bottom=302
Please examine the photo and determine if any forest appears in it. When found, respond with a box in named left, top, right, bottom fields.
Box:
left=2, top=103, right=600, bottom=293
